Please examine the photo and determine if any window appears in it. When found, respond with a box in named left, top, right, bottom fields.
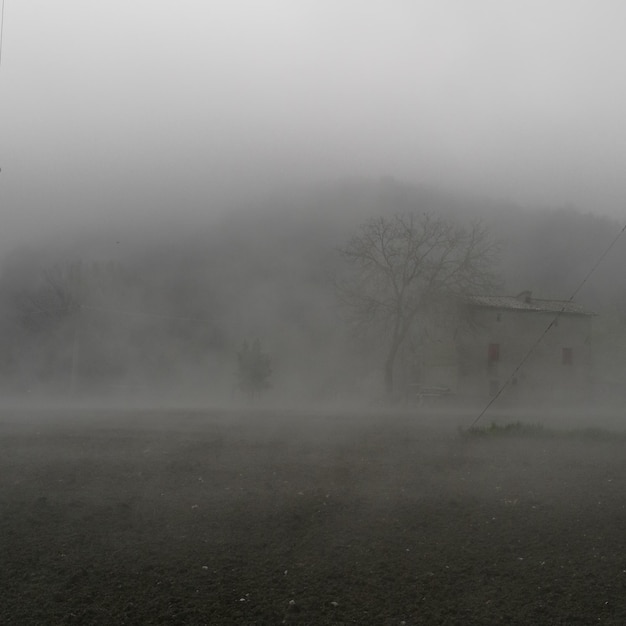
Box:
left=488, top=343, right=500, bottom=364
left=562, top=347, right=573, bottom=365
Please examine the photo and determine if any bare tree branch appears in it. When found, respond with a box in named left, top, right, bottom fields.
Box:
left=336, top=211, right=500, bottom=396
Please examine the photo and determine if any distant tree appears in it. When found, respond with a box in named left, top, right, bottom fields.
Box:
left=12, top=260, right=143, bottom=392
left=236, top=339, right=272, bottom=400
left=337, top=212, right=500, bottom=396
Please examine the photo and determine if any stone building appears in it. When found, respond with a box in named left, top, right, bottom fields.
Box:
left=457, top=291, right=594, bottom=403
left=410, top=291, right=595, bottom=404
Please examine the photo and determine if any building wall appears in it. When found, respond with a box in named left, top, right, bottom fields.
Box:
left=456, top=308, right=593, bottom=403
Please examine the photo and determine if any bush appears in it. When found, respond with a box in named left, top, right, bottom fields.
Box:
left=236, top=339, right=272, bottom=401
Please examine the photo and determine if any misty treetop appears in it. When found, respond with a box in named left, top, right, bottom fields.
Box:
left=337, top=211, right=500, bottom=396
left=0, top=258, right=227, bottom=395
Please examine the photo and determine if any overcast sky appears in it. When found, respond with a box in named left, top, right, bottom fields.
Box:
left=2, top=1, right=626, bottom=245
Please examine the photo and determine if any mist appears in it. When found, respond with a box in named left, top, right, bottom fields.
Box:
left=3, top=1, right=626, bottom=247
left=7, top=6, right=626, bottom=623
left=0, top=1, right=624, bottom=414
left=0, top=176, right=623, bottom=416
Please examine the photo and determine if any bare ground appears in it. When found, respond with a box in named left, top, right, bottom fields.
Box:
left=2, top=407, right=626, bottom=624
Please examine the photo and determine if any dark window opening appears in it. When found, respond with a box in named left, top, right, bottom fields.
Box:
left=488, top=343, right=500, bottom=364
left=562, top=347, right=573, bottom=365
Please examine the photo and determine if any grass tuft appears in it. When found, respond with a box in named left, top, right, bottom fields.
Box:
left=461, top=421, right=626, bottom=441
left=462, top=421, right=546, bottom=438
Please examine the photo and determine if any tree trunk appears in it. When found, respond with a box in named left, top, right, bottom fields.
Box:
left=383, top=338, right=402, bottom=396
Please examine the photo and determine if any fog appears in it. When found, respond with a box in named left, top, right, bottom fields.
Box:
left=1, top=2, right=626, bottom=417
left=0, top=180, right=624, bottom=416
left=3, top=0, right=626, bottom=243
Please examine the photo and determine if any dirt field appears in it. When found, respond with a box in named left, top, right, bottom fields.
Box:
left=2, top=407, right=626, bottom=625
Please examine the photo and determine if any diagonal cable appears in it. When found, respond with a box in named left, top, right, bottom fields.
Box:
left=470, top=222, right=626, bottom=428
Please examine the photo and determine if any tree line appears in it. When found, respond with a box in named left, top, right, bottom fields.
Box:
left=0, top=179, right=624, bottom=402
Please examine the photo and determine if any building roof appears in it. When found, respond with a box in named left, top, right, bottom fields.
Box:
left=466, top=291, right=594, bottom=316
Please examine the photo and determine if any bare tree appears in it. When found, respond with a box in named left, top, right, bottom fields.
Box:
left=337, top=212, right=500, bottom=396
left=13, top=261, right=144, bottom=391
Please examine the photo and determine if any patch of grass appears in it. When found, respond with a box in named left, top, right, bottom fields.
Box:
left=461, top=421, right=547, bottom=438
left=461, top=421, right=626, bottom=441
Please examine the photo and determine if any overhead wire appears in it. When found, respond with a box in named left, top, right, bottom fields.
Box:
left=469, top=221, right=626, bottom=428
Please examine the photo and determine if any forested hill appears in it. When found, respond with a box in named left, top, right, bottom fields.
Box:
left=0, top=178, right=624, bottom=401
